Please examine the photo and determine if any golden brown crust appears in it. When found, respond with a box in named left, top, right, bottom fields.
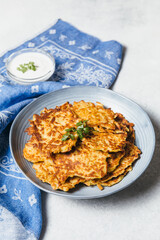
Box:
left=82, top=131, right=127, bottom=152
left=24, top=102, right=81, bottom=157
left=24, top=101, right=141, bottom=192
left=73, top=100, right=116, bottom=131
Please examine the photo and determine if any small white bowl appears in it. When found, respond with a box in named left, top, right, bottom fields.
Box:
left=6, top=48, right=55, bottom=85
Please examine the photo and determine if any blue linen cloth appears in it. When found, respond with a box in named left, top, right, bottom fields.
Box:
left=0, top=19, right=123, bottom=239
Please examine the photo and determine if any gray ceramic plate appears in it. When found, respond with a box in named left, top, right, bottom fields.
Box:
left=9, top=86, right=155, bottom=199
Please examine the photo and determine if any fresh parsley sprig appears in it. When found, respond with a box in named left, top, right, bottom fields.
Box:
left=76, top=120, right=93, bottom=140
left=62, top=120, right=94, bottom=141
left=17, top=62, right=38, bottom=73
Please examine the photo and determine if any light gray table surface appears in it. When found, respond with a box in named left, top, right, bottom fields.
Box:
left=0, top=1, right=160, bottom=240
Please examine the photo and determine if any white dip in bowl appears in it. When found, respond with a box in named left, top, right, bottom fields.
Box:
left=6, top=48, right=55, bottom=84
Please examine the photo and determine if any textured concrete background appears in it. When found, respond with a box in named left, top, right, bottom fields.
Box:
left=0, top=1, right=160, bottom=239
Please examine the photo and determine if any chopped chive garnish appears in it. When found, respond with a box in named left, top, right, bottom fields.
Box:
left=62, top=134, right=69, bottom=141
left=17, top=62, right=38, bottom=73
left=62, top=120, right=93, bottom=141
left=69, top=134, right=75, bottom=140
left=65, top=127, right=76, bottom=132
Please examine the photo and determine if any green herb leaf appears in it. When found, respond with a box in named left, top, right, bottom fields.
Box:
left=65, top=129, right=71, bottom=132
left=62, top=134, right=69, bottom=141
left=76, top=120, right=88, bottom=127
left=65, top=127, right=76, bottom=132
left=69, top=134, right=75, bottom=140
left=77, top=125, right=83, bottom=130
left=83, top=127, right=90, bottom=134
left=77, top=129, right=84, bottom=140
left=76, top=121, right=83, bottom=126
left=17, top=62, right=38, bottom=73
left=62, top=120, right=93, bottom=141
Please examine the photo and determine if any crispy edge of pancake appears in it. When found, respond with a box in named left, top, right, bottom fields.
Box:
left=58, top=177, right=85, bottom=191
left=101, top=166, right=132, bottom=187
left=32, top=141, right=108, bottom=187
left=84, top=166, right=132, bottom=190
left=114, top=113, right=135, bottom=143
left=107, top=151, right=125, bottom=173
left=84, top=142, right=141, bottom=187
left=24, top=102, right=81, bottom=155
left=43, top=143, right=108, bottom=183
left=82, top=131, right=127, bottom=153
left=23, top=135, right=47, bottom=163
left=73, top=100, right=117, bottom=131
left=58, top=165, right=132, bottom=191
left=102, top=142, right=141, bottom=182
left=33, top=162, right=85, bottom=191
left=33, top=162, right=60, bottom=190
left=33, top=140, right=141, bottom=191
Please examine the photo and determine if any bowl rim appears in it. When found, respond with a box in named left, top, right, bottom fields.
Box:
left=9, top=86, right=156, bottom=199
left=5, top=48, right=55, bottom=83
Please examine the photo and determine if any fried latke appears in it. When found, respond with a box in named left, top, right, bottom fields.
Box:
left=42, top=143, right=108, bottom=183
left=24, top=100, right=141, bottom=192
left=24, top=102, right=81, bottom=157
left=73, top=100, right=116, bottom=131
left=84, top=142, right=141, bottom=189
left=82, top=131, right=127, bottom=152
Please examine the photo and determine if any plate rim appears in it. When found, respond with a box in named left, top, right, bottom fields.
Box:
left=9, top=86, right=156, bottom=199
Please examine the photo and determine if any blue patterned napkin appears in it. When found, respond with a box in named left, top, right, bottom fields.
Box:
left=0, top=19, right=123, bottom=239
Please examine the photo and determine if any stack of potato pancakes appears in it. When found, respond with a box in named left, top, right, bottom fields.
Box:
left=23, top=101, right=141, bottom=191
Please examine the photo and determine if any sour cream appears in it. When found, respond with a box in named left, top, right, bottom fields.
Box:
left=6, top=49, right=55, bottom=84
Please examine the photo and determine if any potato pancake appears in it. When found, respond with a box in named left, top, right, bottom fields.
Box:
left=73, top=100, right=116, bottom=131
left=24, top=102, right=81, bottom=156
left=35, top=143, right=108, bottom=184
left=24, top=101, right=141, bottom=192
left=82, top=131, right=127, bottom=152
